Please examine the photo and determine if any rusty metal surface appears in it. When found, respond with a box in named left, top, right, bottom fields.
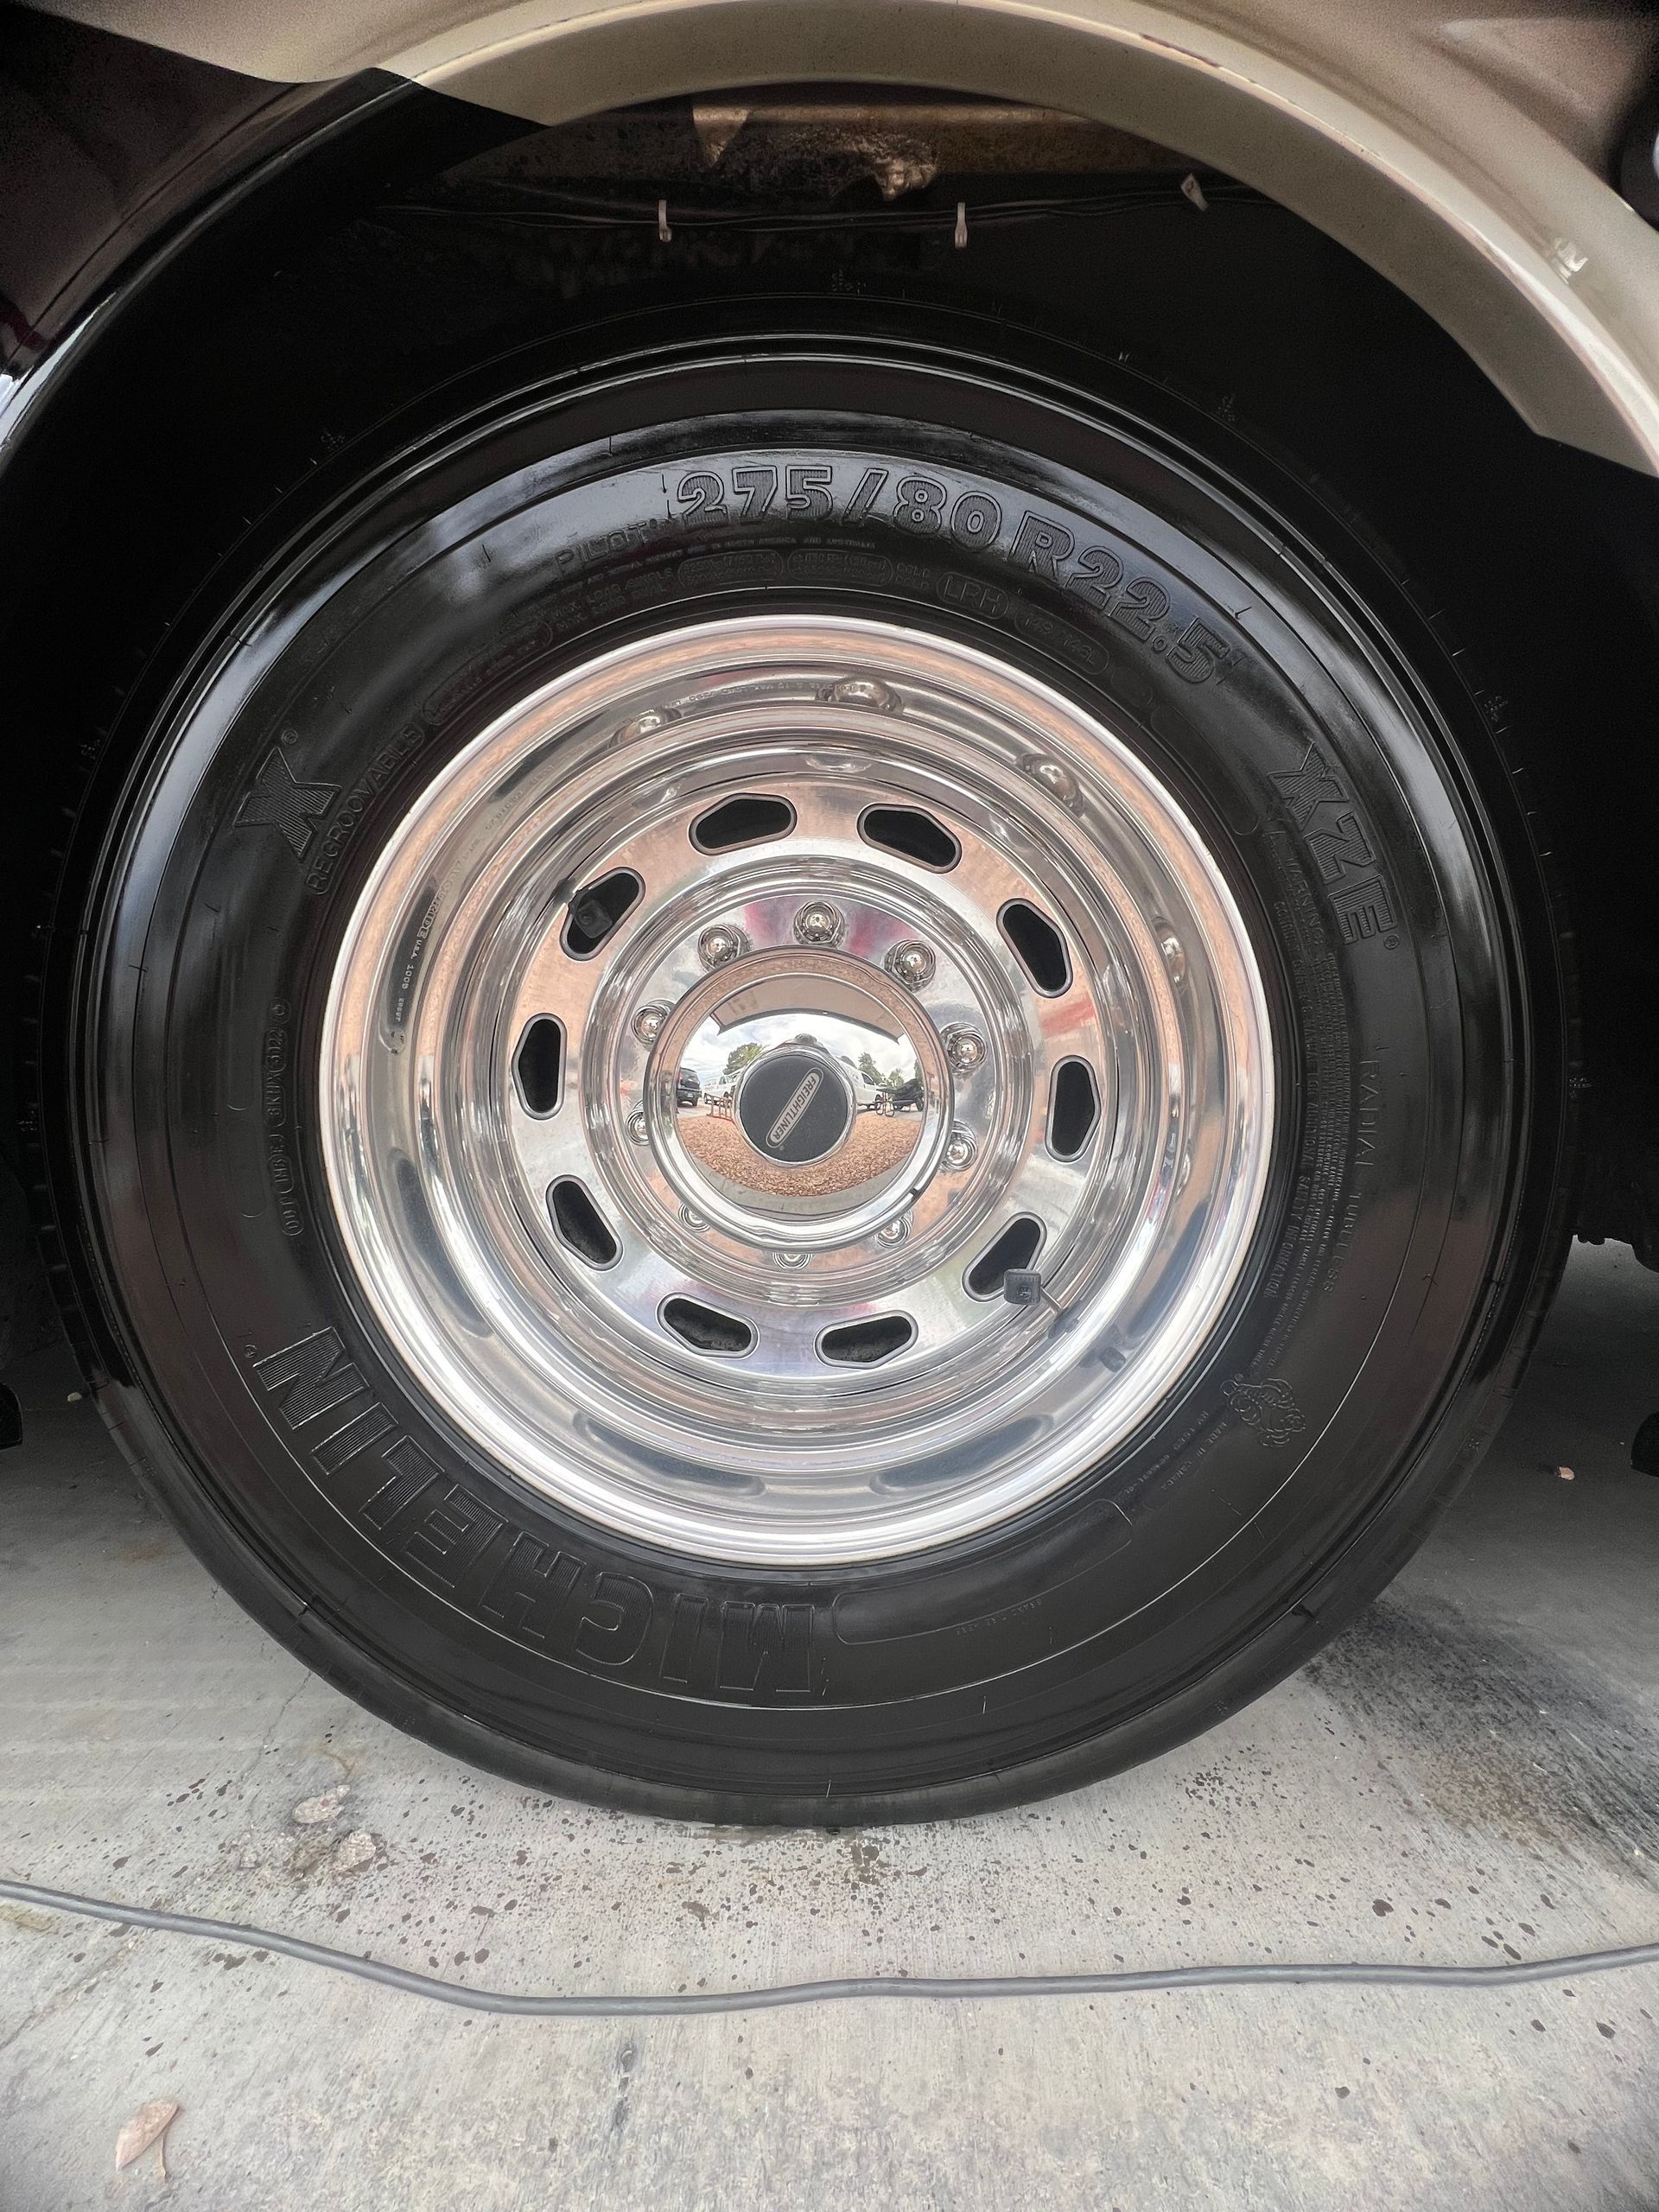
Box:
left=436, top=88, right=1182, bottom=206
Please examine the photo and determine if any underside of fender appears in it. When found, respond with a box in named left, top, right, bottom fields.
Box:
left=16, top=0, right=1659, bottom=475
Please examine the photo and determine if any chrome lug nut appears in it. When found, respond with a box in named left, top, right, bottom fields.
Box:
left=876, top=1215, right=909, bottom=1246
left=944, top=1128, right=977, bottom=1170
left=793, top=900, right=845, bottom=948
left=697, top=923, right=747, bottom=970
left=774, top=1249, right=809, bottom=1270
left=945, top=1028, right=988, bottom=1075
left=627, top=1111, right=650, bottom=1144
left=631, top=1003, right=667, bottom=1045
left=885, top=940, right=936, bottom=990
left=679, top=1205, right=705, bottom=1229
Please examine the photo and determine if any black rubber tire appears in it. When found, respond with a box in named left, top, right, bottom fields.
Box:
left=55, top=308, right=1570, bottom=1823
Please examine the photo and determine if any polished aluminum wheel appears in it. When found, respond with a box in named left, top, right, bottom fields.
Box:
left=321, top=616, right=1273, bottom=1564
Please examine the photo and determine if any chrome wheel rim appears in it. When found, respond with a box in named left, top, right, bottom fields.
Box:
left=320, top=615, right=1274, bottom=1565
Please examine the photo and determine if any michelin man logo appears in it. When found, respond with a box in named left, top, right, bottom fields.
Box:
left=1222, top=1374, right=1306, bottom=1448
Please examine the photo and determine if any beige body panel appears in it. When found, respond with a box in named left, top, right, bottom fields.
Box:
left=26, top=0, right=1659, bottom=472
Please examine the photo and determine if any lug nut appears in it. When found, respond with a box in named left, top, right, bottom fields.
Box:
left=679, top=1205, right=705, bottom=1229
left=885, top=940, right=936, bottom=990
left=1160, top=931, right=1187, bottom=985
left=632, top=1004, right=667, bottom=1045
left=774, top=1249, right=809, bottom=1269
left=876, top=1214, right=909, bottom=1245
left=627, top=1111, right=650, bottom=1143
left=697, top=923, right=747, bottom=969
left=945, top=1028, right=988, bottom=1075
left=828, top=676, right=898, bottom=711
left=793, top=901, right=844, bottom=947
left=944, top=1128, right=976, bottom=1170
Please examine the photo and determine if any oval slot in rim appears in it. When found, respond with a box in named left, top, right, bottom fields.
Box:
left=562, top=868, right=642, bottom=958
left=818, top=1313, right=917, bottom=1367
left=999, top=899, right=1071, bottom=995
left=965, top=1215, right=1046, bottom=1300
left=1047, top=1058, right=1101, bottom=1160
left=690, top=794, right=796, bottom=852
left=548, top=1179, right=620, bottom=1268
left=859, top=804, right=961, bottom=872
left=661, top=1296, right=755, bottom=1357
left=513, top=1014, right=565, bottom=1116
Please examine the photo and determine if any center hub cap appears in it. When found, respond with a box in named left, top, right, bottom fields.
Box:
left=320, top=615, right=1273, bottom=1565
left=737, top=1050, right=849, bottom=1163
left=653, top=949, right=944, bottom=1234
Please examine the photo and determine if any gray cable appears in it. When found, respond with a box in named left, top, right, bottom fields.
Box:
left=4, top=1876, right=1659, bottom=2019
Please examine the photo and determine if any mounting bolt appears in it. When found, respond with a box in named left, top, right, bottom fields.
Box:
left=679, top=1205, right=705, bottom=1229
left=1160, top=931, right=1187, bottom=986
left=698, top=923, right=747, bottom=969
left=632, top=1004, right=668, bottom=1045
left=627, top=1111, right=650, bottom=1144
left=774, top=1249, right=809, bottom=1269
left=828, top=676, right=898, bottom=711
left=793, top=900, right=844, bottom=948
left=945, top=1028, right=988, bottom=1075
left=876, top=1213, right=910, bottom=1245
left=944, top=1128, right=976, bottom=1170
left=885, top=941, right=936, bottom=990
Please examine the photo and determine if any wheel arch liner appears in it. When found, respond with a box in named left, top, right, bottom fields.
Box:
left=22, top=0, right=1659, bottom=476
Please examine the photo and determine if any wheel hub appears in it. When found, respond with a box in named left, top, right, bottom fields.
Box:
left=649, top=944, right=946, bottom=1239
left=320, top=616, right=1273, bottom=1564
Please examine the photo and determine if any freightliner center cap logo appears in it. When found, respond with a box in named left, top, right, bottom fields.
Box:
left=735, top=1048, right=854, bottom=1166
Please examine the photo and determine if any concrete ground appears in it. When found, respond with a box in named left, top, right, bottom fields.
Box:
left=3, top=1243, right=1657, bottom=2212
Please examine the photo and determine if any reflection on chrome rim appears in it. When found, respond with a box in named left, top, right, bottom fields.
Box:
left=319, top=616, right=1274, bottom=1564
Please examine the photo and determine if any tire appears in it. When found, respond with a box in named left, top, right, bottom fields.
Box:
left=53, top=308, right=1569, bottom=1823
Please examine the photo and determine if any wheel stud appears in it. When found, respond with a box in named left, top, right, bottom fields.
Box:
left=697, top=923, right=747, bottom=969
left=632, top=1004, right=667, bottom=1045
left=793, top=901, right=844, bottom=947
left=944, top=1128, right=977, bottom=1170
left=946, top=1028, right=988, bottom=1075
left=885, top=940, right=936, bottom=990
